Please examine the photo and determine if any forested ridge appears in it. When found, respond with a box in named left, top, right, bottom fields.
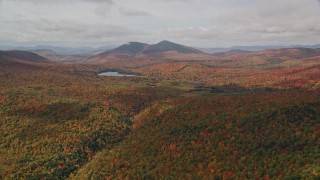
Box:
left=75, top=91, right=320, bottom=179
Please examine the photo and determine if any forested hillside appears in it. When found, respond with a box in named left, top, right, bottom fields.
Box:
left=75, top=91, right=320, bottom=179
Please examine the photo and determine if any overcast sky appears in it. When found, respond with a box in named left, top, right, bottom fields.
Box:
left=0, top=0, right=319, bottom=47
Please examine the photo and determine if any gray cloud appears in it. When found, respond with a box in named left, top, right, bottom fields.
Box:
left=9, top=0, right=113, bottom=3
left=0, top=0, right=319, bottom=47
left=119, top=7, right=152, bottom=17
left=94, top=6, right=151, bottom=17
left=0, top=16, right=146, bottom=46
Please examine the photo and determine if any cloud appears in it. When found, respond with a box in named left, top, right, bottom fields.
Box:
left=0, top=17, right=147, bottom=45
left=156, top=0, right=192, bottom=2
left=119, top=7, right=152, bottom=17
left=94, top=6, right=151, bottom=17
left=10, top=0, right=114, bottom=4
left=0, top=0, right=320, bottom=47
left=164, top=0, right=320, bottom=46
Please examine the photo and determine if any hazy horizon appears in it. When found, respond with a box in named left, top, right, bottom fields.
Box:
left=0, top=0, right=320, bottom=48
left=1, top=41, right=320, bottom=51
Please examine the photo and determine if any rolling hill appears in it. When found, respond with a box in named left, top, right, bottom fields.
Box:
left=207, top=48, right=320, bottom=68
left=75, top=91, right=320, bottom=179
left=0, top=50, right=51, bottom=64
left=199, top=44, right=320, bottom=54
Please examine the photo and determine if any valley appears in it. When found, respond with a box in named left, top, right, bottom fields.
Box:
left=0, top=41, right=319, bottom=179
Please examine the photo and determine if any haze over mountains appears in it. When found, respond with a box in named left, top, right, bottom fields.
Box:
left=200, top=44, right=320, bottom=54
left=2, top=40, right=320, bottom=66
left=2, top=42, right=320, bottom=57
left=3, top=40, right=320, bottom=66
left=0, top=45, right=116, bottom=55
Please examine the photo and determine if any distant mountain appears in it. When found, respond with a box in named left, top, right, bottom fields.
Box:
left=29, top=49, right=92, bottom=63
left=0, top=45, right=117, bottom=55
left=199, top=47, right=231, bottom=54
left=261, top=48, right=320, bottom=60
left=98, top=40, right=202, bottom=56
left=87, top=42, right=150, bottom=63
left=3, top=43, right=320, bottom=55
left=215, top=49, right=251, bottom=56
left=116, top=42, right=150, bottom=55
left=87, top=40, right=206, bottom=63
left=0, top=50, right=51, bottom=63
left=210, top=47, right=320, bottom=68
left=142, top=40, right=203, bottom=54
left=103, top=42, right=150, bottom=56
left=199, top=44, right=320, bottom=54
left=30, top=49, right=58, bottom=57
left=231, top=44, right=320, bottom=52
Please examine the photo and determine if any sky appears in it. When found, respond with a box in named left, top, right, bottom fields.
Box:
left=0, top=0, right=319, bottom=48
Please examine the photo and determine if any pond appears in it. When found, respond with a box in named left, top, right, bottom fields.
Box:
left=98, top=71, right=138, bottom=77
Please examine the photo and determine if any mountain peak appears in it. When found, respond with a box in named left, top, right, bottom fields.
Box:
left=157, top=40, right=172, bottom=44
left=143, top=40, right=203, bottom=54
left=124, top=41, right=147, bottom=46
left=114, top=42, right=149, bottom=55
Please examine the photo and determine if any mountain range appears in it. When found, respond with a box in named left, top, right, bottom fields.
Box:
left=100, top=40, right=202, bottom=55
left=2, top=41, right=320, bottom=66
left=88, top=40, right=206, bottom=63
left=0, top=45, right=116, bottom=55
left=2, top=42, right=320, bottom=56
left=200, top=44, right=320, bottom=54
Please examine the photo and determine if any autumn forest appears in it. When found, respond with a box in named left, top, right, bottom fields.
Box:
left=0, top=41, right=319, bottom=179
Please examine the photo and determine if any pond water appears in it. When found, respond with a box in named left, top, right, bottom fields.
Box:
left=98, top=71, right=138, bottom=77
